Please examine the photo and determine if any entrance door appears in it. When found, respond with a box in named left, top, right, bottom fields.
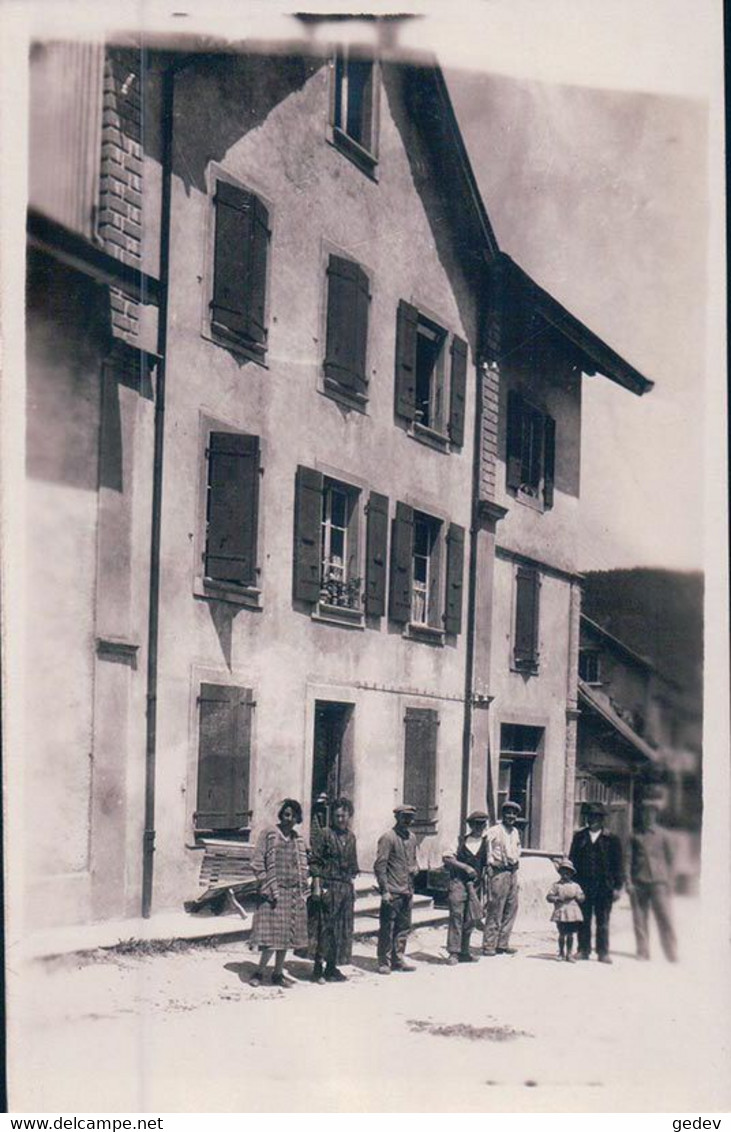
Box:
left=311, top=701, right=354, bottom=831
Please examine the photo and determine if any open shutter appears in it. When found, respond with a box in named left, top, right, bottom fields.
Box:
left=388, top=501, right=414, bottom=623
left=211, top=181, right=270, bottom=347
left=293, top=465, right=323, bottom=603
left=365, top=491, right=389, bottom=617
left=506, top=390, right=523, bottom=490
left=444, top=523, right=465, bottom=635
left=324, top=255, right=369, bottom=394
left=448, top=336, right=468, bottom=447
left=196, top=684, right=253, bottom=831
left=394, top=300, right=418, bottom=420
left=514, top=566, right=540, bottom=668
left=205, top=432, right=259, bottom=585
left=403, top=707, right=438, bottom=824
left=543, top=414, right=556, bottom=508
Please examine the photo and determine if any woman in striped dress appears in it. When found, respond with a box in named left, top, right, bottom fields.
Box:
left=249, top=799, right=309, bottom=987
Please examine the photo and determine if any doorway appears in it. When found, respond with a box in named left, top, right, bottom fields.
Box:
left=311, top=701, right=355, bottom=832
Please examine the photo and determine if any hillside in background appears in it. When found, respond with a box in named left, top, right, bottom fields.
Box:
left=581, top=569, right=703, bottom=700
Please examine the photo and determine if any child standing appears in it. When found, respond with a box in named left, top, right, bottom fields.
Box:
left=547, top=858, right=585, bottom=961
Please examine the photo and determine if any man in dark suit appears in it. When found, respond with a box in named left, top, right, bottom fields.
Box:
left=569, top=801, right=624, bottom=963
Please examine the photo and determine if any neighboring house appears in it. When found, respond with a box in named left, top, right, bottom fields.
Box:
left=21, top=32, right=653, bottom=937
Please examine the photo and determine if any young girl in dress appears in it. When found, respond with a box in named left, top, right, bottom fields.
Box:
left=546, top=857, right=585, bottom=961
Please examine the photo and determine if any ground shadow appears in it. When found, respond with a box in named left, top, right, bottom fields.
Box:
left=408, top=950, right=451, bottom=966
left=348, top=954, right=382, bottom=975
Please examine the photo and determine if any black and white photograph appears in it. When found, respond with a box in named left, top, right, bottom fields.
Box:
left=1, top=0, right=728, bottom=1117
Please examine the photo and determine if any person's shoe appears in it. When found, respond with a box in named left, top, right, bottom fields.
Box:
left=458, top=953, right=478, bottom=963
left=378, top=964, right=391, bottom=975
left=496, top=946, right=517, bottom=955
left=325, top=967, right=347, bottom=982
left=482, top=948, right=497, bottom=957
left=636, top=953, right=650, bottom=962
left=447, top=955, right=459, bottom=966
left=392, top=961, right=416, bottom=972
left=597, top=955, right=613, bottom=965
left=577, top=952, right=590, bottom=961
left=566, top=954, right=576, bottom=963
left=248, top=973, right=263, bottom=987
left=271, top=972, right=294, bottom=987
left=311, top=962, right=326, bottom=985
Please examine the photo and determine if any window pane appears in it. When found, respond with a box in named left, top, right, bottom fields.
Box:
left=345, top=59, right=372, bottom=146
left=331, top=488, right=348, bottom=529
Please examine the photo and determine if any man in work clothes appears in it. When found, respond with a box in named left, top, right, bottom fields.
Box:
left=569, top=800, right=624, bottom=963
left=628, top=797, right=678, bottom=962
left=483, top=800, right=522, bottom=956
left=374, top=804, right=419, bottom=974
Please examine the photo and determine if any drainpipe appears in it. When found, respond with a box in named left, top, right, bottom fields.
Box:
left=141, top=54, right=175, bottom=919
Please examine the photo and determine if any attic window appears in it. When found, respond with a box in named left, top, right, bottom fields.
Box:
left=331, top=50, right=379, bottom=175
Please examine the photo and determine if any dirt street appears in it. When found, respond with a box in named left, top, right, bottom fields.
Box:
left=8, top=896, right=730, bottom=1113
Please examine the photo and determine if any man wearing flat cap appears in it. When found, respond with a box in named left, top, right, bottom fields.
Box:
left=443, top=810, right=489, bottom=963
left=374, top=804, right=419, bottom=974
left=569, top=801, right=624, bottom=963
left=628, top=797, right=678, bottom=962
left=483, top=800, right=522, bottom=956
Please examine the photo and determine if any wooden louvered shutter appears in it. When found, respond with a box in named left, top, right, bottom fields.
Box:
left=211, top=181, right=270, bottom=348
left=514, top=566, right=540, bottom=668
left=543, top=414, right=556, bottom=508
left=205, top=432, right=260, bottom=586
left=403, top=707, right=438, bottom=824
left=388, top=501, right=414, bottom=623
left=448, top=336, right=468, bottom=447
left=365, top=491, right=389, bottom=617
left=444, top=523, right=465, bottom=635
left=196, top=684, right=253, bottom=831
left=324, top=256, right=370, bottom=393
left=293, top=465, right=323, bottom=603
left=394, top=300, right=418, bottom=419
left=506, top=390, right=523, bottom=491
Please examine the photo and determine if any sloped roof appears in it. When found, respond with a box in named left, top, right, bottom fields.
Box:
left=581, top=614, right=656, bottom=671
left=578, top=680, right=659, bottom=763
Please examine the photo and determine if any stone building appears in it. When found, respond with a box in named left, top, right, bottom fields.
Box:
left=20, top=33, right=653, bottom=937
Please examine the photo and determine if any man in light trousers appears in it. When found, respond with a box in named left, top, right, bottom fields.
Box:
left=483, top=800, right=522, bottom=956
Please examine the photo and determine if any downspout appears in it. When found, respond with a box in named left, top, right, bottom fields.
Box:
left=141, top=55, right=175, bottom=918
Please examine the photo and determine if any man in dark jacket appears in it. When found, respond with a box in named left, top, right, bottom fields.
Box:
left=569, top=801, right=624, bottom=963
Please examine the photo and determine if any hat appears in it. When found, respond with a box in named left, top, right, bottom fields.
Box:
left=466, top=810, right=489, bottom=823
left=501, top=800, right=521, bottom=814
left=640, top=797, right=662, bottom=810
left=555, top=857, right=576, bottom=874
left=394, top=804, right=417, bottom=815
left=585, top=801, right=607, bottom=817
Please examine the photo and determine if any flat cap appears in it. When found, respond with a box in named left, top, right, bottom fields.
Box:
left=394, top=803, right=417, bottom=815
left=466, top=810, right=489, bottom=823
left=501, top=800, right=521, bottom=814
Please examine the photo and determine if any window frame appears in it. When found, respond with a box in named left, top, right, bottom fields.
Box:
left=201, top=166, right=273, bottom=367
left=579, top=648, right=603, bottom=686
left=319, top=245, right=373, bottom=413
left=318, top=477, right=363, bottom=616
left=512, top=564, right=541, bottom=673
left=192, top=412, right=265, bottom=610
left=506, top=389, right=556, bottom=511
left=189, top=673, right=257, bottom=843
left=498, top=723, right=545, bottom=848
left=394, top=300, right=466, bottom=453
left=328, top=49, right=380, bottom=178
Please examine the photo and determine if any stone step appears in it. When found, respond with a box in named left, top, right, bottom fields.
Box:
left=353, top=902, right=448, bottom=941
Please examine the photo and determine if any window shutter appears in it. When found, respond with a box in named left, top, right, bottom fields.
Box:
left=448, top=336, right=468, bottom=447
left=365, top=491, right=389, bottom=617
left=444, top=523, right=465, bottom=635
left=293, top=465, right=324, bottom=603
left=205, top=432, right=260, bottom=586
left=211, top=181, right=270, bottom=347
left=403, top=707, right=438, bottom=823
left=394, top=300, right=418, bottom=419
left=514, top=566, right=540, bottom=667
left=506, top=390, right=523, bottom=490
left=388, top=501, right=414, bottom=623
left=324, top=255, right=369, bottom=393
left=543, top=414, right=556, bottom=508
left=196, top=684, right=253, bottom=831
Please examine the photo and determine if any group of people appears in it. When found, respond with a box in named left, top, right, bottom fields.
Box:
left=245, top=792, right=678, bottom=987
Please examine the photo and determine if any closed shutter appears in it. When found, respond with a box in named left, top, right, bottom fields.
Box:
left=444, top=522, right=465, bottom=635
left=403, top=707, right=438, bottom=823
left=506, top=390, right=523, bottom=490
left=543, top=414, right=556, bottom=508
left=293, top=465, right=324, bottom=603
left=196, top=684, right=253, bottom=831
left=514, top=565, right=540, bottom=667
left=205, top=432, right=260, bottom=586
left=365, top=491, right=389, bottom=617
left=448, top=336, right=468, bottom=447
left=324, top=255, right=370, bottom=393
left=388, top=501, right=414, bottom=623
left=394, top=300, right=418, bottom=419
left=211, top=181, right=270, bottom=348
